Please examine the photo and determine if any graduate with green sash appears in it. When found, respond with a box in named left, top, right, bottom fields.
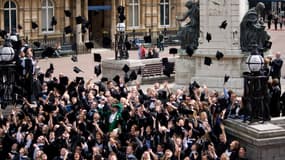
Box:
left=108, top=103, right=123, bottom=132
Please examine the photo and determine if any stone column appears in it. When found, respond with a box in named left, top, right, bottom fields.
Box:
left=175, top=0, right=248, bottom=95
left=141, top=0, right=146, bottom=29
left=110, top=0, right=117, bottom=46
left=83, top=0, right=89, bottom=42
left=18, top=1, right=24, bottom=36
left=75, top=0, right=82, bottom=45
left=198, top=0, right=248, bottom=54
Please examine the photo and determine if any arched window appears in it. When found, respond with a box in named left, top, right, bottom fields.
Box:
left=4, top=0, right=17, bottom=33
left=42, top=0, right=54, bottom=32
left=160, top=0, right=170, bottom=26
left=128, top=0, right=139, bottom=27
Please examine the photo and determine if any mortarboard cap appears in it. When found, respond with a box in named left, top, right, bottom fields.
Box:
left=224, top=74, right=230, bottom=84
left=73, top=66, right=83, bottom=73
left=76, top=16, right=84, bottom=24
left=64, top=10, right=72, bottom=17
left=49, top=63, right=54, bottom=71
left=64, top=26, right=73, bottom=34
left=204, top=57, right=212, bottom=66
left=71, top=55, right=78, bottom=62
left=113, top=75, right=120, bottom=85
left=192, top=81, right=200, bottom=88
left=94, top=64, right=102, bottom=76
left=59, top=76, right=69, bottom=86
left=216, top=51, right=224, bottom=60
left=51, top=16, right=57, bottom=26
left=162, top=58, right=168, bottom=66
left=163, top=62, right=174, bottom=77
left=137, top=68, right=142, bottom=75
left=117, top=6, right=125, bottom=14
left=18, top=24, right=23, bottom=30
left=157, top=90, right=167, bottom=102
left=206, top=32, right=212, bottom=42
left=130, top=70, right=137, bottom=81
left=122, top=64, right=130, bottom=73
left=33, top=41, right=41, bottom=48
left=85, top=42, right=94, bottom=49
left=186, top=46, right=194, bottom=57
left=45, top=63, right=54, bottom=78
left=76, top=77, right=84, bottom=84
left=45, top=68, right=53, bottom=78
left=55, top=83, right=66, bottom=96
left=111, top=103, right=121, bottom=109
left=32, top=22, right=38, bottom=29
left=219, top=20, right=228, bottom=29
left=101, top=77, right=108, bottom=82
left=94, top=53, right=101, bottom=62
left=169, top=48, right=178, bottom=54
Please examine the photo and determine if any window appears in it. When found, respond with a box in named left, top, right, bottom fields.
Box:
left=4, top=1, right=17, bottom=33
left=160, top=0, right=170, bottom=26
left=128, top=0, right=139, bottom=27
left=42, top=0, right=54, bottom=32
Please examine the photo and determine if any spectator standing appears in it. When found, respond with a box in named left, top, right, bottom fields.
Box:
left=274, top=14, right=279, bottom=30
left=267, top=12, right=273, bottom=29
left=269, top=79, right=281, bottom=117
left=270, top=51, right=283, bottom=89
left=158, top=32, right=164, bottom=51
left=279, top=14, right=283, bottom=30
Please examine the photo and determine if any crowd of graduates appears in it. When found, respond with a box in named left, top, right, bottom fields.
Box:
left=1, top=35, right=285, bottom=160
left=0, top=45, right=249, bottom=160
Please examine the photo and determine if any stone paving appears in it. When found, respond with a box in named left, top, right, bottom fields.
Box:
left=37, top=29, right=285, bottom=90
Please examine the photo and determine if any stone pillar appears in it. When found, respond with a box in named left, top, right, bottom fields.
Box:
left=75, top=0, right=82, bottom=45
left=141, top=0, right=146, bottom=29
left=83, top=0, right=89, bottom=42
left=198, top=0, right=248, bottom=54
left=175, top=0, right=249, bottom=95
left=110, top=0, right=117, bottom=46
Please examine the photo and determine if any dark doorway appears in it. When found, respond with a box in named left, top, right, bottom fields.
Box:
left=88, top=0, right=112, bottom=48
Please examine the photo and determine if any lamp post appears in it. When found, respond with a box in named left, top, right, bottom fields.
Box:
left=115, top=5, right=128, bottom=60
left=243, top=49, right=270, bottom=124
left=115, top=22, right=128, bottom=60
left=0, top=39, right=17, bottom=109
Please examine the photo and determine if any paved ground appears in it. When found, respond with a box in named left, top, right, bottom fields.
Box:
left=37, top=29, right=285, bottom=90
left=37, top=46, right=178, bottom=84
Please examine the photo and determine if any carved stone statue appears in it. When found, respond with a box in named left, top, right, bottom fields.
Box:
left=176, top=1, right=200, bottom=50
left=240, top=2, right=270, bottom=52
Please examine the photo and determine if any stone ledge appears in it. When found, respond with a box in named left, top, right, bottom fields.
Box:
left=224, top=119, right=285, bottom=146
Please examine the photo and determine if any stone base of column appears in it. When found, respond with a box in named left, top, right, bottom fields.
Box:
left=224, top=117, right=285, bottom=160
left=175, top=49, right=246, bottom=95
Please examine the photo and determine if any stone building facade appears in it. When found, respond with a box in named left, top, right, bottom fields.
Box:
left=0, top=0, right=87, bottom=48
left=0, top=0, right=188, bottom=48
left=90, top=0, right=189, bottom=47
